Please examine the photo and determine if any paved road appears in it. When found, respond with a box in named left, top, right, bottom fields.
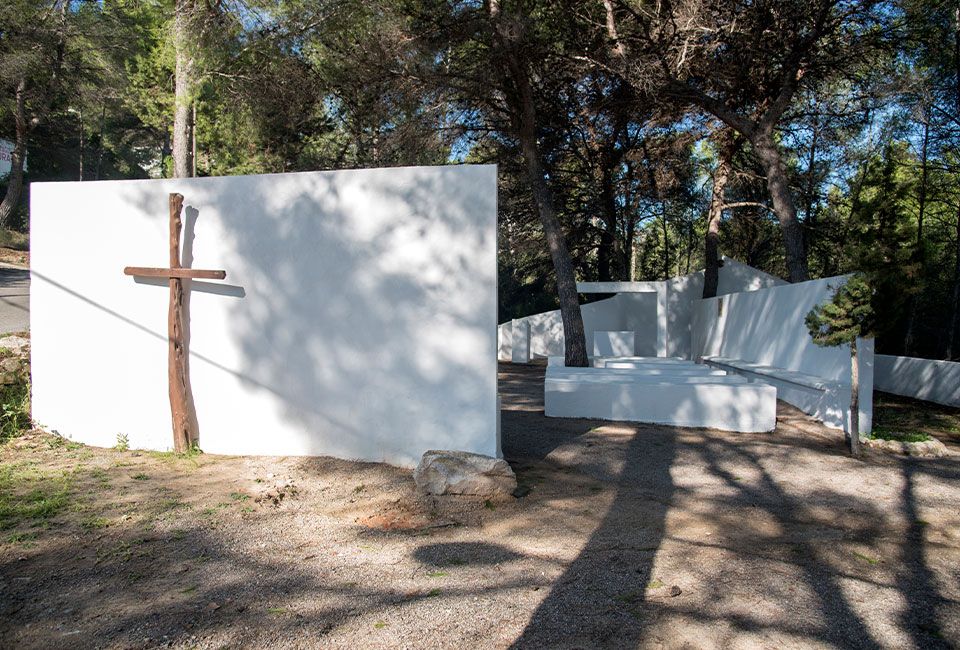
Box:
left=0, top=266, right=29, bottom=334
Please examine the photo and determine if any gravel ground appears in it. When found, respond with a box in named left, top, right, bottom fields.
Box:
left=1, top=361, right=958, bottom=649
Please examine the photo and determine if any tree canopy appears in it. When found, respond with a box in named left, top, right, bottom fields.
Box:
left=2, top=0, right=959, bottom=360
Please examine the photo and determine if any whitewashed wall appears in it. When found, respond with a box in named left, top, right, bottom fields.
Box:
left=31, top=165, right=498, bottom=466
left=496, top=293, right=659, bottom=360
left=875, top=355, right=960, bottom=407
left=690, top=276, right=873, bottom=432
left=663, top=259, right=785, bottom=359
left=498, top=258, right=782, bottom=361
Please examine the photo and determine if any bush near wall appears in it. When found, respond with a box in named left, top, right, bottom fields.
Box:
left=0, top=335, right=31, bottom=442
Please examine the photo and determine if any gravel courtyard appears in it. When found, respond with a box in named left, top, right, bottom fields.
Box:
left=1, top=362, right=958, bottom=649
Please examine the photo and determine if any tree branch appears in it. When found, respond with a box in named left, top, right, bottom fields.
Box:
left=721, top=201, right=776, bottom=214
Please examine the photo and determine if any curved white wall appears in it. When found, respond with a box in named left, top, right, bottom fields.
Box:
left=691, top=275, right=874, bottom=433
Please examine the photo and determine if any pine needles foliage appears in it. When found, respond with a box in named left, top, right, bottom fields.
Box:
left=805, top=273, right=876, bottom=351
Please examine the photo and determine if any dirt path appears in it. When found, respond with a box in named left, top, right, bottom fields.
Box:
left=1, top=363, right=958, bottom=648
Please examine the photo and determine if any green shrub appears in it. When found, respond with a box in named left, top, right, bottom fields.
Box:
left=0, top=229, right=29, bottom=251
left=0, top=379, right=31, bottom=443
left=869, top=429, right=932, bottom=444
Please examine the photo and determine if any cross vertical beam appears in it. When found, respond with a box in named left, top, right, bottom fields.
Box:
left=167, top=193, right=197, bottom=452
left=124, top=193, right=227, bottom=453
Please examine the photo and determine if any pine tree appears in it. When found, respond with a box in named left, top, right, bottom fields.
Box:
left=805, top=273, right=875, bottom=456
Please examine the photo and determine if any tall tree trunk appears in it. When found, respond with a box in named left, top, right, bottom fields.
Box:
left=490, top=1, right=588, bottom=367
left=95, top=103, right=106, bottom=181
left=849, top=339, right=861, bottom=457
left=172, top=0, right=196, bottom=178
left=515, top=108, right=588, bottom=367
left=803, top=111, right=819, bottom=262
left=599, top=170, right=622, bottom=280
left=949, top=199, right=960, bottom=359
left=661, top=214, right=670, bottom=280
left=751, top=131, right=809, bottom=283
left=597, top=230, right=612, bottom=282
left=624, top=161, right=637, bottom=280
left=0, top=79, right=29, bottom=229
left=703, top=135, right=735, bottom=298
left=77, top=106, right=84, bottom=181
left=948, top=4, right=960, bottom=359
left=905, top=116, right=930, bottom=355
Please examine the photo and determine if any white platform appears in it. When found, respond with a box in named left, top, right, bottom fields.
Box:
left=544, top=359, right=777, bottom=432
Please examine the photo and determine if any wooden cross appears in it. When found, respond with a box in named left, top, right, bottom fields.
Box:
left=124, top=193, right=227, bottom=453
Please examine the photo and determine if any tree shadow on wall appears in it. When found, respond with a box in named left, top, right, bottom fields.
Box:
left=118, top=168, right=496, bottom=461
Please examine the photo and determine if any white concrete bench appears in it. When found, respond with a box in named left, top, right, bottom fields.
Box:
left=702, top=356, right=857, bottom=432
left=547, top=366, right=733, bottom=379
left=544, top=364, right=776, bottom=432
left=547, top=356, right=687, bottom=367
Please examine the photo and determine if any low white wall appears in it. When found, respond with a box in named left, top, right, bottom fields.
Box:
left=875, top=355, right=960, bottom=407
left=31, top=165, right=499, bottom=466
left=691, top=275, right=873, bottom=433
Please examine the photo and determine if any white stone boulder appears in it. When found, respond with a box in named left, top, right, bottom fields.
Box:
left=414, top=450, right=517, bottom=496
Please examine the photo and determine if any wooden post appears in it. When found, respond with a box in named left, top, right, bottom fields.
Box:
left=168, top=193, right=197, bottom=452
left=849, top=339, right=860, bottom=457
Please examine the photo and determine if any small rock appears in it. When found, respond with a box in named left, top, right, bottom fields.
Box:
left=0, top=336, right=29, bottom=352
left=206, top=602, right=220, bottom=611
left=511, top=484, right=531, bottom=499
left=669, top=586, right=682, bottom=597
left=413, top=450, right=517, bottom=496
left=0, top=358, right=21, bottom=373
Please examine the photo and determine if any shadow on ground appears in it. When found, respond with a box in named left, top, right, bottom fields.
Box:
left=0, top=362, right=957, bottom=648
left=499, top=361, right=958, bottom=649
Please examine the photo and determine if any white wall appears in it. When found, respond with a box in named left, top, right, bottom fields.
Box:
left=875, top=355, right=960, bottom=407
left=496, top=292, right=660, bottom=360
left=664, top=258, right=785, bottom=359
left=499, top=257, right=782, bottom=362
left=690, top=275, right=873, bottom=432
left=31, top=165, right=498, bottom=467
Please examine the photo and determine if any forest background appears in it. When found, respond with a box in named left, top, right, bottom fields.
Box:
left=2, top=0, right=958, bottom=361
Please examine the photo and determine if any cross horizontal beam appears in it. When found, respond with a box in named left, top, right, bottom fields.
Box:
left=124, top=267, right=227, bottom=280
